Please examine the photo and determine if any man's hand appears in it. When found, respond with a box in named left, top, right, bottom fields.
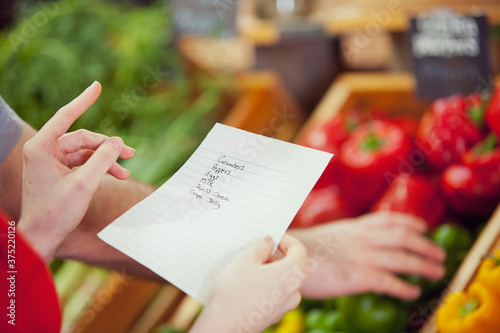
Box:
left=290, top=212, right=446, bottom=301
left=18, top=81, right=135, bottom=263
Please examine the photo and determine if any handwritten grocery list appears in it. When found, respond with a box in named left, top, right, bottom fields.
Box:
left=98, top=123, right=332, bottom=304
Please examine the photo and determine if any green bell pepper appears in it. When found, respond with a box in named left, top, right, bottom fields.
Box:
left=431, top=223, right=473, bottom=279
left=431, top=223, right=473, bottom=252
left=342, top=293, right=409, bottom=333
left=306, top=308, right=346, bottom=332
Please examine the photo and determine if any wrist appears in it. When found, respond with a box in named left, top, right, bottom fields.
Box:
left=18, top=215, right=60, bottom=264
left=288, top=227, right=317, bottom=251
left=191, top=300, right=256, bottom=333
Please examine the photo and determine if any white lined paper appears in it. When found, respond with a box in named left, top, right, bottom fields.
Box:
left=98, top=123, right=332, bottom=304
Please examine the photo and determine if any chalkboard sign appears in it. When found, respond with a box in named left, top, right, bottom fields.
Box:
left=170, top=0, right=237, bottom=37
left=410, top=10, right=491, bottom=101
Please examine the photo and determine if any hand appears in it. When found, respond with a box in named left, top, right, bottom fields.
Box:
left=18, top=81, right=135, bottom=263
left=190, top=234, right=307, bottom=333
left=290, top=211, right=446, bottom=300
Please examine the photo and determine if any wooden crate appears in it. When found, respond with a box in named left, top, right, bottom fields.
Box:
left=297, top=72, right=500, bottom=333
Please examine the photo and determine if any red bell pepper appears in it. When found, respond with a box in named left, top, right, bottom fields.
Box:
left=302, top=110, right=365, bottom=189
left=462, top=133, right=500, bottom=176
left=339, top=120, right=411, bottom=214
left=373, top=173, right=445, bottom=228
left=291, top=186, right=354, bottom=228
left=441, top=164, right=500, bottom=218
left=443, top=133, right=500, bottom=218
left=416, top=94, right=487, bottom=170
left=486, top=86, right=500, bottom=138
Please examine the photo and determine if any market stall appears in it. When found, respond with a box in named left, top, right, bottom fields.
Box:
left=1, top=0, right=500, bottom=333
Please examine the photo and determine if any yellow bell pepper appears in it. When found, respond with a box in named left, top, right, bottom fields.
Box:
left=476, top=249, right=500, bottom=296
left=436, top=282, right=500, bottom=333
left=274, top=309, right=305, bottom=333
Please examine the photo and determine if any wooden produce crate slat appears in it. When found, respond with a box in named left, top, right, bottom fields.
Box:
left=165, top=296, right=202, bottom=331
left=73, top=272, right=162, bottom=333
left=129, top=285, right=185, bottom=333
left=223, top=71, right=306, bottom=142
left=295, top=72, right=429, bottom=143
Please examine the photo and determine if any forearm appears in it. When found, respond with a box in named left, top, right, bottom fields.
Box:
left=189, top=305, right=239, bottom=333
left=0, top=123, right=36, bottom=221
left=55, top=174, right=162, bottom=279
left=287, top=227, right=322, bottom=252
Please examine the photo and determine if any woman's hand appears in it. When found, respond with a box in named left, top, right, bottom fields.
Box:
left=19, top=81, right=135, bottom=263
left=190, top=234, right=307, bottom=333
left=290, top=211, right=447, bottom=300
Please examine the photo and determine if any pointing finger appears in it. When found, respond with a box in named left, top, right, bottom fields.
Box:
left=38, top=81, right=102, bottom=147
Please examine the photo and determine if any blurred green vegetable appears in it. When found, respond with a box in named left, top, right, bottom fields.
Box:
left=432, top=223, right=473, bottom=280
left=305, top=308, right=346, bottom=332
left=342, top=293, right=409, bottom=333
left=0, top=0, right=229, bottom=186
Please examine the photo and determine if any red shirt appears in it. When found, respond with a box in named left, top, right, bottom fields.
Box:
left=0, top=210, right=61, bottom=332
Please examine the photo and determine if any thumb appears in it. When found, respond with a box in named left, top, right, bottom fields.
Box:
left=247, top=235, right=274, bottom=264
left=77, top=136, right=124, bottom=185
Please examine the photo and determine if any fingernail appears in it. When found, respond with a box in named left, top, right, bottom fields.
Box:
left=127, top=146, right=135, bottom=152
left=262, top=235, right=273, bottom=243
left=122, top=168, right=130, bottom=177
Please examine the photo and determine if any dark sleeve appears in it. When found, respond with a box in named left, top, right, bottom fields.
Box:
left=0, top=96, right=23, bottom=163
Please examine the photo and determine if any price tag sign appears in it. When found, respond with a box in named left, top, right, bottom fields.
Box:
left=410, top=10, right=491, bottom=101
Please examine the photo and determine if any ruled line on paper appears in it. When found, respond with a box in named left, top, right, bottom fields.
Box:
left=192, top=152, right=311, bottom=188
left=185, top=159, right=309, bottom=195
left=169, top=175, right=296, bottom=212
left=146, top=194, right=267, bottom=239
left=175, top=169, right=303, bottom=204
left=198, top=146, right=313, bottom=180
left=163, top=179, right=291, bottom=223
left=98, top=123, right=333, bottom=305
left=151, top=185, right=287, bottom=229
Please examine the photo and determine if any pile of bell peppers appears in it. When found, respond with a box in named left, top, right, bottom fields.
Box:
left=283, top=86, right=500, bottom=332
